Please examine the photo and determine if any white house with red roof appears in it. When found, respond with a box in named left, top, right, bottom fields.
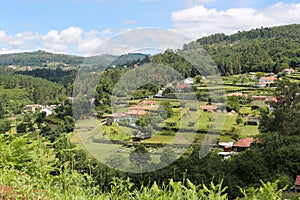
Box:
left=256, top=77, right=277, bottom=88
left=200, top=105, right=218, bottom=112
left=175, top=83, right=191, bottom=92
left=105, top=113, right=127, bottom=125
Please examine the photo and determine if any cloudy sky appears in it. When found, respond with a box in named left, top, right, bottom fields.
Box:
left=0, top=0, right=299, bottom=55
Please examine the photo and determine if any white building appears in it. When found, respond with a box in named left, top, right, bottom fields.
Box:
left=184, top=78, right=194, bottom=85
left=40, top=107, right=53, bottom=116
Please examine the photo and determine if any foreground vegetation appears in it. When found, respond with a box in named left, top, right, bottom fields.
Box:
left=0, top=134, right=297, bottom=199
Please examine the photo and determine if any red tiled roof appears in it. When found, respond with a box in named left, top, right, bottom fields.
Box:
left=295, top=175, right=300, bottom=186
left=127, top=110, right=147, bottom=116
left=176, top=83, right=190, bottom=89
left=233, top=137, right=254, bottom=148
left=200, top=105, right=218, bottom=110
left=260, top=77, right=276, bottom=81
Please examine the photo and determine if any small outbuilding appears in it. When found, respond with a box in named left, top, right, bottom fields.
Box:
left=233, top=137, right=255, bottom=152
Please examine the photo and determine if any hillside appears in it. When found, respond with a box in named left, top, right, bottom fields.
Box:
left=0, top=24, right=299, bottom=75
left=195, top=24, right=300, bottom=45
left=0, top=50, right=149, bottom=68
left=181, top=24, right=300, bottom=75
left=0, top=50, right=84, bottom=67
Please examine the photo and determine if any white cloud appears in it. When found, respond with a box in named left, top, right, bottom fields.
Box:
left=172, top=2, right=300, bottom=39
left=42, top=27, right=84, bottom=53
left=0, top=27, right=106, bottom=56
left=0, top=31, right=42, bottom=53
left=91, top=28, right=191, bottom=55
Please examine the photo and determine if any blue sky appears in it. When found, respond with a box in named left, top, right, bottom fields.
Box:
left=0, top=0, right=300, bottom=55
left=1, top=0, right=183, bottom=34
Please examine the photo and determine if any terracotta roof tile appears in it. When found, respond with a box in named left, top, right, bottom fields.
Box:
left=295, top=175, right=300, bottom=186
left=260, top=77, right=277, bottom=81
left=176, top=83, right=190, bottom=89
left=127, top=110, right=147, bottom=116
left=200, top=105, right=218, bottom=110
left=233, top=137, right=254, bottom=148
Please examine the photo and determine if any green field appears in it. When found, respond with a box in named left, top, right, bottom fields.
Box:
left=240, top=125, right=259, bottom=138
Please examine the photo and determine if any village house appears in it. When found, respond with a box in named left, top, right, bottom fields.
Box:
left=175, top=83, right=191, bottom=92
left=200, top=105, right=218, bottom=112
left=25, top=104, right=55, bottom=116
left=106, top=109, right=148, bottom=125
left=218, top=142, right=234, bottom=152
left=255, top=77, right=277, bottom=88
left=232, top=137, right=255, bottom=152
left=105, top=113, right=127, bottom=125
left=40, top=107, right=53, bottom=116
left=140, top=100, right=158, bottom=106
left=126, top=110, right=147, bottom=124
left=155, top=90, right=163, bottom=98
left=24, top=104, right=43, bottom=112
left=184, top=77, right=194, bottom=85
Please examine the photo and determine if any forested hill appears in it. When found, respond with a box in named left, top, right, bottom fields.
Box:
left=181, top=24, right=300, bottom=75
left=0, top=50, right=149, bottom=68
left=0, top=50, right=84, bottom=66
left=194, top=24, right=300, bottom=45
left=1, top=24, right=299, bottom=74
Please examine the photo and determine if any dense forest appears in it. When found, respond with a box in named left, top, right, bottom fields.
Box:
left=177, top=24, right=300, bottom=75
left=0, top=50, right=148, bottom=69
left=0, top=74, right=65, bottom=106
left=0, top=50, right=84, bottom=66
left=14, top=68, right=77, bottom=87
